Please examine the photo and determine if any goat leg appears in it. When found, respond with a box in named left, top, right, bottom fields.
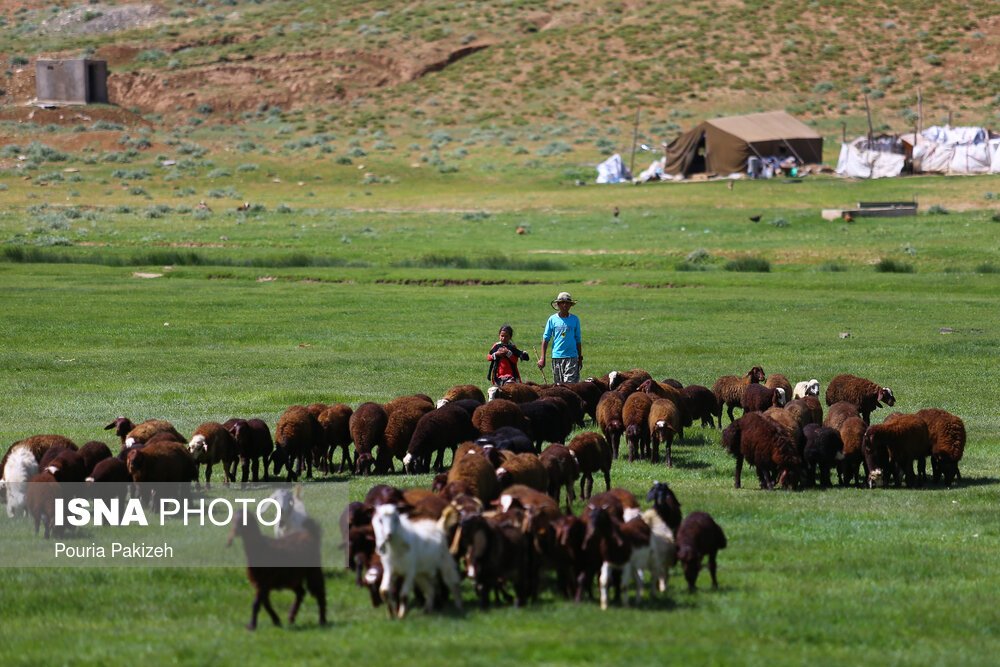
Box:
left=288, top=585, right=305, bottom=624
left=260, top=591, right=281, bottom=627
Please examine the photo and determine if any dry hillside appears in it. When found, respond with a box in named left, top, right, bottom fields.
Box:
left=1, top=0, right=998, bottom=133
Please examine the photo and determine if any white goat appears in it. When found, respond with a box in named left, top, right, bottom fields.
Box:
left=269, top=486, right=307, bottom=538
left=3, top=446, right=39, bottom=518
left=640, top=509, right=678, bottom=593
left=793, top=379, right=821, bottom=400
left=372, top=503, right=462, bottom=619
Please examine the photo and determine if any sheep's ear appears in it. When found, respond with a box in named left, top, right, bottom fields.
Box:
left=440, top=505, right=459, bottom=535
left=103, top=420, right=117, bottom=430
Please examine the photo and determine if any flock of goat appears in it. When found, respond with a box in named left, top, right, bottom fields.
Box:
left=0, top=366, right=967, bottom=627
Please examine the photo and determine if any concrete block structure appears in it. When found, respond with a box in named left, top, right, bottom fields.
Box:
left=35, top=59, right=109, bottom=104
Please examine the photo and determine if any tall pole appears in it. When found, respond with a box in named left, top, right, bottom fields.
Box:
left=629, top=109, right=640, bottom=178
left=864, top=93, right=874, bottom=146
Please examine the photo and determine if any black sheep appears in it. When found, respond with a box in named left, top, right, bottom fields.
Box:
left=802, top=424, right=844, bottom=487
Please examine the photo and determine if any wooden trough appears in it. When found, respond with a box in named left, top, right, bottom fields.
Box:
left=822, top=201, right=918, bottom=221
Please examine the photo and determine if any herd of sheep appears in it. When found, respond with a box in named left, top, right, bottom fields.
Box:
left=0, top=366, right=967, bottom=625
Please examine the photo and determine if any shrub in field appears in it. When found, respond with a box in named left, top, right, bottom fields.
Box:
left=818, top=262, right=847, bottom=272
left=928, top=204, right=949, bottom=215
left=875, top=258, right=914, bottom=273
left=395, top=253, right=564, bottom=271
left=724, top=256, right=770, bottom=272
left=975, top=263, right=998, bottom=274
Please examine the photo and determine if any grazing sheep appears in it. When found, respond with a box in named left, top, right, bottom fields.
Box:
left=187, top=421, right=238, bottom=487
left=1, top=434, right=76, bottom=477
left=445, top=442, right=500, bottom=504
left=404, top=404, right=478, bottom=474
left=863, top=413, right=930, bottom=488
left=784, top=398, right=823, bottom=431
left=640, top=379, right=691, bottom=427
left=315, top=404, right=354, bottom=474
left=825, top=374, right=896, bottom=424
left=371, top=503, right=463, bottom=619
left=539, top=443, right=580, bottom=512
left=475, top=426, right=534, bottom=454
left=676, top=512, right=727, bottom=592
left=802, top=424, right=844, bottom=487
left=44, top=449, right=88, bottom=483
left=559, top=380, right=605, bottom=424
left=227, top=511, right=327, bottom=630
left=763, top=407, right=805, bottom=457
left=623, top=391, right=653, bottom=463
left=915, top=408, right=966, bottom=486
left=77, top=441, right=113, bottom=475
left=349, top=402, right=389, bottom=476
left=496, top=452, right=548, bottom=493
left=487, top=383, right=542, bottom=404
left=793, top=379, right=821, bottom=400
left=437, top=384, right=486, bottom=408
left=85, top=457, right=131, bottom=484
left=105, top=418, right=185, bottom=448
left=712, top=366, right=766, bottom=425
left=38, top=444, right=78, bottom=471
left=519, top=397, right=573, bottom=452
left=824, top=401, right=861, bottom=431
left=472, top=399, right=528, bottom=437
left=225, top=418, right=274, bottom=484
left=384, top=394, right=434, bottom=418
left=25, top=471, right=62, bottom=539
left=743, top=383, right=785, bottom=413
left=647, top=398, right=682, bottom=467
left=126, top=441, right=198, bottom=507
left=596, top=391, right=626, bottom=459
left=682, top=384, right=721, bottom=429
left=837, top=416, right=868, bottom=487
left=2, top=446, right=39, bottom=518
left=721, top=412, right=801, bottom=490
left=536, top=385, right=587, bottom=428
left=605, top=369, right=653, bottom=392
left=568, top=432, right=612, bottom=500
left=274, top=406, right=324, bottom=480
left=380, top=403, right=434, bottom=474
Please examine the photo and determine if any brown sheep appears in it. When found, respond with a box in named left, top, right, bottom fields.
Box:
left=721, top=412, right=801, bottom=490
left=496, top=452, right=548, bottom=493
left=559, top=380, right=606, bottom=424
left=536, top=385, right=587, bottom=428
left=863, top=413, right=930, bottom=488
left=436, top=384, right=486, bottom=408
left=763, top=407, right=804, bottom=456
left=784, top=398, right=823, bottom=431
left=384, top=394, right=435, bottom=418
left=379, top=403, right=433, bottom=474
left=712, top=366, right=766, bottom=425
left=1, top=434, right=76, bottom=476
left=539, top=443, right=580, bottom=512
left=472, top=398, right=528, bottom=435
left=915, top=408, right=966, bottom=486
left=25, top=471, right=62, bottom=539
left=315, top=404, right=353, bottom=474
left=568, top=432, right=612, bottom=500
left=681, top=384, right=721, bottom=429
left=640, top=379, right=690, bottom=427
left=742, top=383, right=784, bottom=414
left=77, top=441, right=113, bottom=475
left=676, top=512, right=727, bottom=592
left=622, top=391, right=653, bottom=463
left=837, top=416, right=868, bottom=486
left=187, top=421, right=238, bottom=487
left=647, top=399, right=682, bottom=467
left=596, top=391, right=626, bottom=459
left=825, top=374, right=896, bottom=424
left=605, top=368, right=653, bottom=391
left=764, top=373, right=792, bottom=406
left=445, top=442, right=500, bottom=504
left=348, top=402, right=389, bottom=476
left=126, top=440, right=198, bottom=507
left=824, top=401, right=861, bottom=431
left=225, top=418, right=274, bottom=484
left=487, top=383, right=542, bottom=404
left=274, top=406, right=323, bottom=480
left=404, top=404, right=478, bottom=473
left=44, top=449, right=88, bottom=483
left=105, top=418, right=185, bottom=447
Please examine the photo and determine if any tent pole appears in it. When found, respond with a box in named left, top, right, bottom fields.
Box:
left=780, top=138, right=805, bottom=165
left=917, top=88, right=922, bottom=139
left=864, top=93, right=874, bottom=147
left=629, top=109, right=640, bottom=179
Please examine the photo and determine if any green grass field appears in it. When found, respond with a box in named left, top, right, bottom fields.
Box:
left=1, top=161, right=1000, bottom=666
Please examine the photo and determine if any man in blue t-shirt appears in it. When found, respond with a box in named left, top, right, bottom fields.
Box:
left=538, top=291, right=583, bottom=384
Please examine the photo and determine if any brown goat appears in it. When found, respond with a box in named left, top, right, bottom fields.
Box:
left=826, top=374, right=895, bottom=424
left=596, top=391, right=626, bottom=459
left=676, top=511, right=727, bottom=592
left=647, top=398, right=682, bottom=467
left=568, top=432, right=612, bottom=500
left=622, top=391, right=653, bottom=463
left=712, top=366, right=766, bottom=425
left=916, top=408, right=966, bottom=486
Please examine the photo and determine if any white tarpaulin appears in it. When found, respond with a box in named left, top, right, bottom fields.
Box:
left=836, top=138, right=905, bottom=179
left=908, top=125, right=995, bottom=175
left=595, top=153, right=631, bottom=184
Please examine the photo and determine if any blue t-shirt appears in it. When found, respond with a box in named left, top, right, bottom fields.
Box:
left=542, top=313, right=581, bottom=359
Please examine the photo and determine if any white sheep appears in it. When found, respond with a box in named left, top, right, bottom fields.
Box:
left=269, top=486, right=307, bottom=538
left=3, top=446, right=39, bottom=518
left=640, top=509, right=679, bottom=593
left=793, top=379, right=821, bottom=400
left=372, top=503, right=463, bottom=619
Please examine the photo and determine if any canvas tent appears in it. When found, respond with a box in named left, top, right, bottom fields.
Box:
left=663, top=110, right=823, bottom=177
left=900, top=126, right=1000, bottom=175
